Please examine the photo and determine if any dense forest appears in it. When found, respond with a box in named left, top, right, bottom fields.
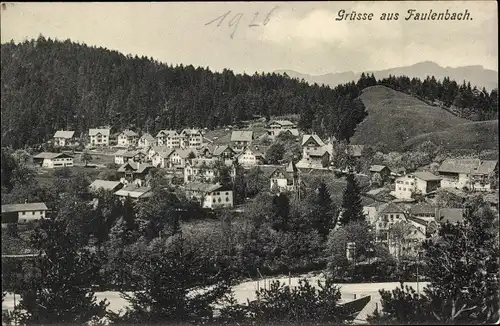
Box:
left=0, top=36, right=366, bottom=148
left=1, top=36, right=497, bottom=149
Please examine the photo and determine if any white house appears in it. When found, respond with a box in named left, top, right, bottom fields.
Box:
left=373, top=202, right=407, bottom=242
left=180, top=129, right=203, bottom=148
left=117, top=162, right=155, bottom=187
left=151, top=148, right=175, bottom=168
left=231, top=130, right=254, bottom=150
left=1, top=202, right=48, bottom=225
left=393, top=172, right=442, bottom=200
left=114, top=149, right=127, bottom=165
left=155, top=130, right=181, bottom=148
left=89, top=128, right=111, bottom=146
left=184, top=182, right=234, bottom=209
left=138, top=133, right=155, bottom=148
left=267, top=161, right=302, bottom=193
left=32, top=152, right=74, bottom=168
left=267, top=120, right=299, bottom=139
left=184, top=159, right=218, bottom=183
left=114, top=149, right=147, bottom=165
left=438, top=158, right=498, bottom=192
left=117, top=130, right=139, bottom=147
left=235, top=146, right=263, bottom=167
left=53, top=130, right=76, bottom=147
left=167, top=148, right=197, bottom=169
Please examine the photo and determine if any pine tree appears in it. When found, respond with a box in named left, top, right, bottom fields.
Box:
left=12, top=219, right=108, bottom=324
left=339, top=173, right=365, bottom=226
left=271, top=193, right=291, bottom=232
left=309, top=182, right=337, bottom=238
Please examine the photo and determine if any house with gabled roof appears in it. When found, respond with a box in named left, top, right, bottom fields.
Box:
left=89, top=128, right=111, bottom=146
left=151, top=148, right=175, bottom=168
left=369, top=165, right=392, bottom=183
left=163, top=148, right=197, bottom=169
left=89, top=180, right=124, bottom=193
left=53, top=130, right=76, bottom=147
left=117, top=162, right=155, bottom=187
left=114, top=149, right=148, bottom=165
left=184, top=182, right=233, bottom=209
left=231, top=130, right=254, bottom=150
left=180, top=129, right=203, bottom=148
left=184, top=159, right=218, bottom=183
left=117, top=130, right=139, bottom=147
left=33, top=152, right=74, bottom=168
left=393, top=172, right=441, bottom=200
left=438, top=158, right=498, bottom=192
left=266, top=161, right=304, bottom=193
left=235, top=145, right=264, bottom=167
left=2, top=202, right=48, bottom=225
left=138, top=133, right=155, bottom=148
left=373, top=202, right=407, bottom=242
left=114, top=185, right=153, bottom=202
left=155, top=130, right=181, bottom=148
left=267, top=120, right=299, bottom=139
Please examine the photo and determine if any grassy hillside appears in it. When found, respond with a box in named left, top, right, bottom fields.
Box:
left=404, top=120, right=499, bottom=151
left=350, top=85, right=470, bottom=150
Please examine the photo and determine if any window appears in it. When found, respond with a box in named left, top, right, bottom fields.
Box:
left=410, top=182, right=414, bottom=186
left=226, top=192, right=229, bottom=195
left=226, top=197, right=229, bottom=202
left=22, top=212, right=25, bottom=215
left=403, top=188, right=406, bottom=191
left=218, top=197, right=222, bottom=203
left=32, top=212, right=35, bottom=215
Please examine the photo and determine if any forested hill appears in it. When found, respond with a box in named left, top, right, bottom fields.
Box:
left=0, top=36, right=367, bottom=149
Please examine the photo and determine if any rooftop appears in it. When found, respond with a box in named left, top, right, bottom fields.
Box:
left=301, top=134, right=325, bottom=147
left=231, top=130, right=254, bottom=142
left=89, top=128, right=110, bottom=136
left=33, top=152, right=73, bottom=159
left=184, top=182, right=223, bottom=193
left=89, top=180, right=123, bottom=192
left=369, top=165, right=389, bottom=173
left=53, top=130, right=75, bottom=139
left=119, top=130, right=138, bottom=137
left=413, top=171, right=442, bottom=182
left=114, top=186, right=152, bottom=199
left=2, top=202, right=48, bottom=213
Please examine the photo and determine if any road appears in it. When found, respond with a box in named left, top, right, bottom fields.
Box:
left=3, top=278, right=430, bottom=323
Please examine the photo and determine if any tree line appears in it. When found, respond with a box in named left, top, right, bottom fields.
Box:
left=373, top=74, right=498, bottom=121
left=1, top=36, right=366, bottom=149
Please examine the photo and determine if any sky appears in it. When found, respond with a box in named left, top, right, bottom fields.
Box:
left=1, top=1, right=497, bottom=75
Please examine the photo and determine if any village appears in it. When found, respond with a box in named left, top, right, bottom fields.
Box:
left=3, top=118, right=498, bottom=258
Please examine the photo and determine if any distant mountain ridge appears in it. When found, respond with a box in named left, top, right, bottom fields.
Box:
left=275, top=61, right=498, bottom=91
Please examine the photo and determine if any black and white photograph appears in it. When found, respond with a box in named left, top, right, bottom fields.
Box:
left=1, top=1, right=498, bottom=325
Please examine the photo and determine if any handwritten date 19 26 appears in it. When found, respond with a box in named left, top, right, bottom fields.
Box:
left=205, top=6, right=279, bottom=39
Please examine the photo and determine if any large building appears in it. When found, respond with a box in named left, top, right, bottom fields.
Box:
left=438, top=158, right=498, bottom=192
left=53, top=130, right=76, bottom=147
left=32, top=152, right=74, bottom=168
left=393, top=172, right=442, bottom=200
left=231, top=130, right=254, bottom=150
left=1, top=202, right=48, bottom=224
left=89, top=128, right=111, bottom=146
left=184, top=182, right=234, bottom=209
left=267, top=120, right=299, bottom=139
left=117, top=130, right=139, bottom=147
